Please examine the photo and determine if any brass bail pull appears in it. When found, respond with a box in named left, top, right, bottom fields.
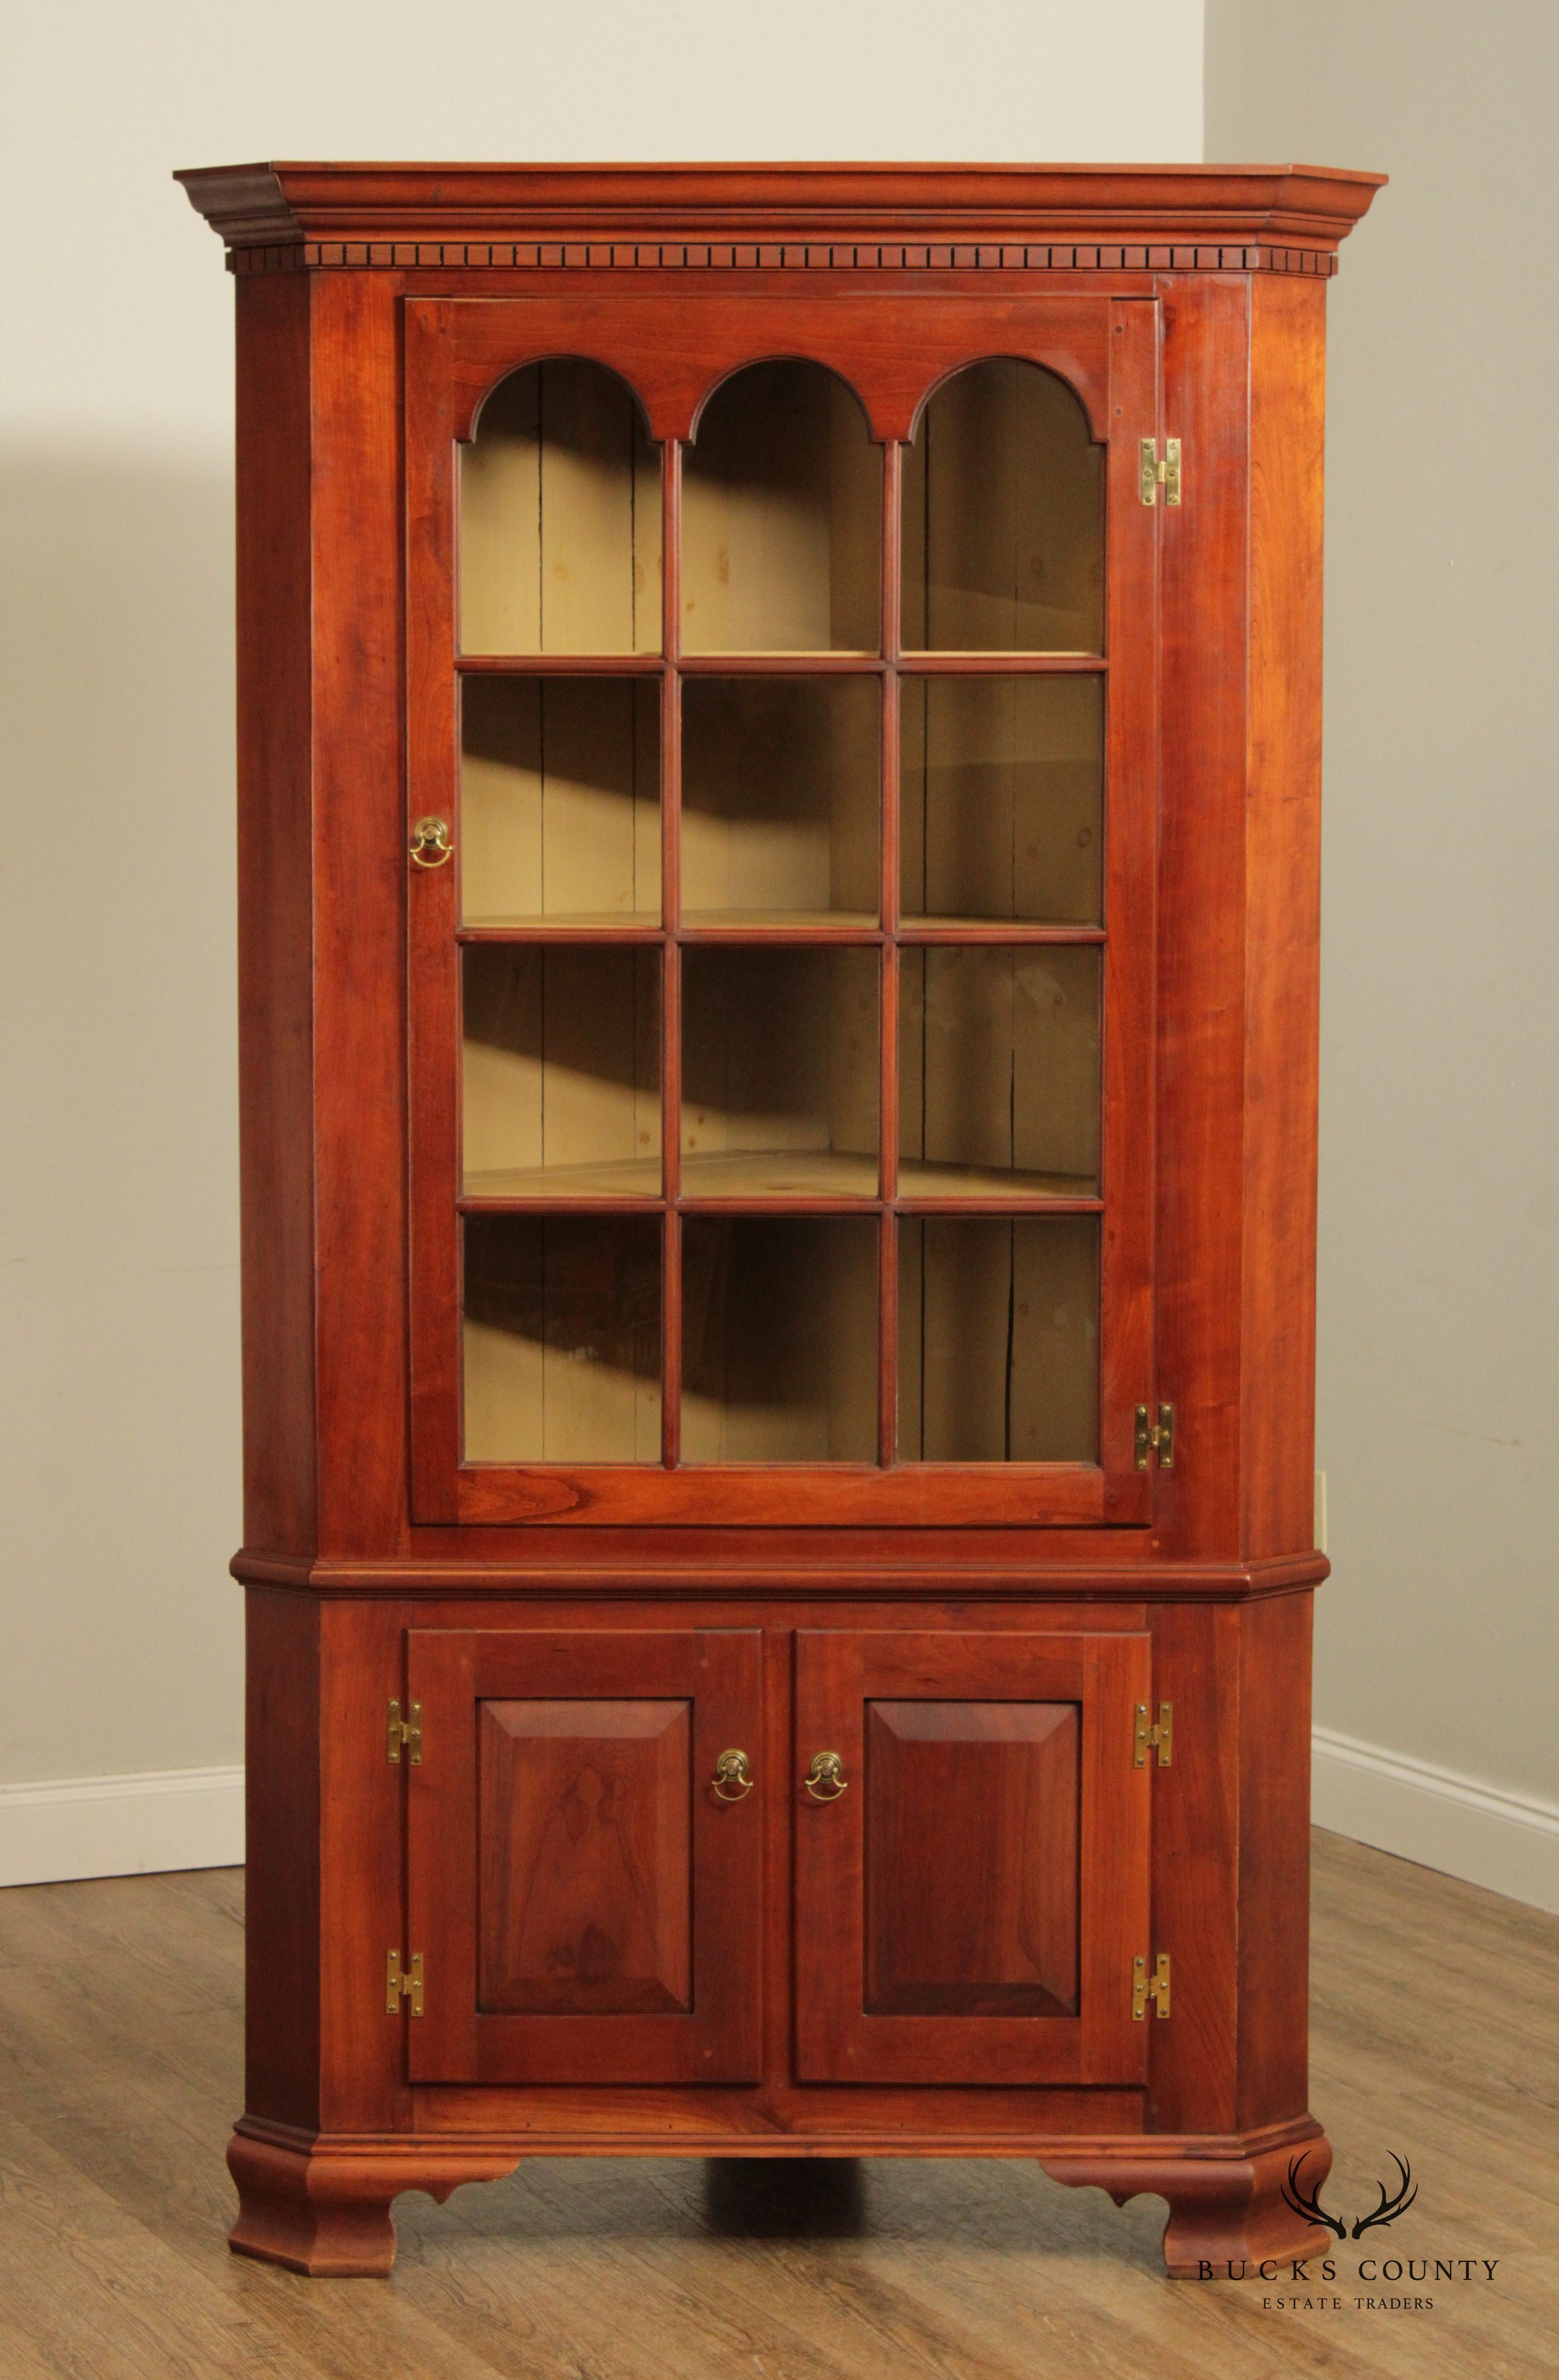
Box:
left=804, top=1751, right=848, bottom=1802
left=710, top=1748, right=755, bottom=1803
left=410, top=815, right=453, bottom=868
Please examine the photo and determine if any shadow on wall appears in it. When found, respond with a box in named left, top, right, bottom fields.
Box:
left=0, top=444, right=246, bottom=1785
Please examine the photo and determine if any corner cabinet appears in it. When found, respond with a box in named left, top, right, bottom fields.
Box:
left=179, top=160, right=1381, bottom=2281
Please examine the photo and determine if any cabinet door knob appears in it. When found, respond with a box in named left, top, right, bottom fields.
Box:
left=803, top=1751, right=848, bottom=1802
left=409, top=815, right=453, bottom=868
left=711, top=1748, right=755, bottom=1802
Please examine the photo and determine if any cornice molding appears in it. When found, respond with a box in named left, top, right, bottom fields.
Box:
left=223, top=237, right=1343, bottom=279
left=176, top=161, right=1384, bottom=273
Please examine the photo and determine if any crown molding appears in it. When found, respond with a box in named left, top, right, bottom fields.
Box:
left=176, top=160, right=1385, bottom=269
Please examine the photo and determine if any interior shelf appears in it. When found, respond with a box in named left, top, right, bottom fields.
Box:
left=462, top=912, right=662, bottom=934
left=464, top=1156, right=662, bottom=1200
left=680, top=911, right=877, bottom=934
left=897, top=1158, right=1098, bottom=1201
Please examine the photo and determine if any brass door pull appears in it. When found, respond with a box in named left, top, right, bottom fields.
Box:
left=410, top=815, right=453, bottom=868
left=711, top=1748, right=755, bottom=1802
left=804, top=1751, right=848, bottom=1802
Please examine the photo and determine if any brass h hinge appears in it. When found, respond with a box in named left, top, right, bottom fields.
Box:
left=386, top=1950, right=424, bottom=2016
left=387, top=1698, right=422, bottom=1765
left=1133, top=1952, right=1172, bottom=2021
left=1134, top=1403, right=1174, bottom=1469
left=1139, top=437, right=1182, bottom=505
left=1134, top=1701, right=1174, bottom=1768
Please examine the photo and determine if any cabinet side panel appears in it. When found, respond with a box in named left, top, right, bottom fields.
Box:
left=235, top=275, right=317, bottom=1554
left=1147, top=1603, right=1239, bottom=2132
left=1156, top=276, right=1251, bottom=1557
left=1242, top=276, right=1326, bottom=1557
left=244, top=1587, right=322, bottom=2126
left=1236, top=1588, right=1313, bottom=2129
left=309, top=273, right=411, bottom=1554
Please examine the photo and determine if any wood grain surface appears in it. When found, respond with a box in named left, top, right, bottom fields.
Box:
left=0, top=1833, right=1549, bottom=2375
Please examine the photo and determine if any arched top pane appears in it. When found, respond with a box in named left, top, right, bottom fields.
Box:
left=902, top=360, right=1103, bottom=655
left=460, top=359, right=661, bottom=656
left=681, top=361, right=881, bottom=655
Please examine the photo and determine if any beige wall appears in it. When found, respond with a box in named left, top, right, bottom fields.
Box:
left=1207, top=5, right=1559, bottom=1828
left=0, top=2, right=1201, bottom=1805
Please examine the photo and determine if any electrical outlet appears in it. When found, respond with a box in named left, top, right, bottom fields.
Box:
left=1314, top=1469, right=1328, bottom=1555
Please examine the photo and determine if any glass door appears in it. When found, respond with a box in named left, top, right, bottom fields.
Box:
left=405, top=293, right=1159, bottom=1525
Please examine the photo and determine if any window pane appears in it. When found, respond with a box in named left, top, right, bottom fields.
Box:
left=898, top=1217, right=1098, bottom=1462
left=682, top=362, right=880, bottom=653
left=460, top=360, right=661, bottom=655
left=902, top=360, right=1102, bottom=653
left=901, top=675, right=1102, bottom=925
left=464, top=1213, right=662, bottom=1462
left=682, top=676, right=879, bottom=926
left=899, top=946, right=1099, bottom=1197
left=682, top=946, right=879, bottom=1197
left=461, top=676, right=659, bottom=926
left=463, top=945, right=661, bottom=1197
left=682, top=1216, right=878, bottom=1460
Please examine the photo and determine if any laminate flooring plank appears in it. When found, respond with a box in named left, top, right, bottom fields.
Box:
left=0, top=1833, right=1554, bottom=2379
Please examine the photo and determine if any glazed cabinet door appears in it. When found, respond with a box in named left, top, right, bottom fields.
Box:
left=405, top=287, right=1161, bottom=1531
left=406, top=1628, right=762, bottom=2082
left=794, top=1630, right=1150, bottom=2084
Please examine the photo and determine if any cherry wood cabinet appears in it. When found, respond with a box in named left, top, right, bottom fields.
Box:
left=179, top=159, right=1381, bottom=2282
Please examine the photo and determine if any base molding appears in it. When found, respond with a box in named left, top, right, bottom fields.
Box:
left=1040, top=2128, right=1333, bottom=2279
left=228, top=2116, right=1327, bottom=2278
left=228, top=2132, right=520, bottom=2278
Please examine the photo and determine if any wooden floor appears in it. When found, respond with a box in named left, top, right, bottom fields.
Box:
left=0, top=1831, right=1552, bottom=2378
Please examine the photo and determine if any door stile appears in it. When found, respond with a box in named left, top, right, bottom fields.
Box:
left=1099, top=300, right=1161, bottom=1521
left=405, top=301, right=462, bottom=1519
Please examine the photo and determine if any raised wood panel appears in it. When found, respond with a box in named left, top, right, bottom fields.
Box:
left=478, top=1698, right=691, bottom=2015
left=795, top=1629, right=1150, bottom=2086
left=865, top=1699, right=1080, bottom=2017
left=407, top=1628, right=761, bottom=2084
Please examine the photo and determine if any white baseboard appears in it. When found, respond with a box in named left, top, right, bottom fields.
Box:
left=0, top=1763, right=243, bottom=1889
left=2, top=1737, right=1555, bottom=1913
left=1312, top=1725, right=1559, bottom=1913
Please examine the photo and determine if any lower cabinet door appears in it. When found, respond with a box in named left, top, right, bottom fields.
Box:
left=406, top=1628, right=762, bottom=2084
left=795, top=1630, right=1151, bottom=2086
